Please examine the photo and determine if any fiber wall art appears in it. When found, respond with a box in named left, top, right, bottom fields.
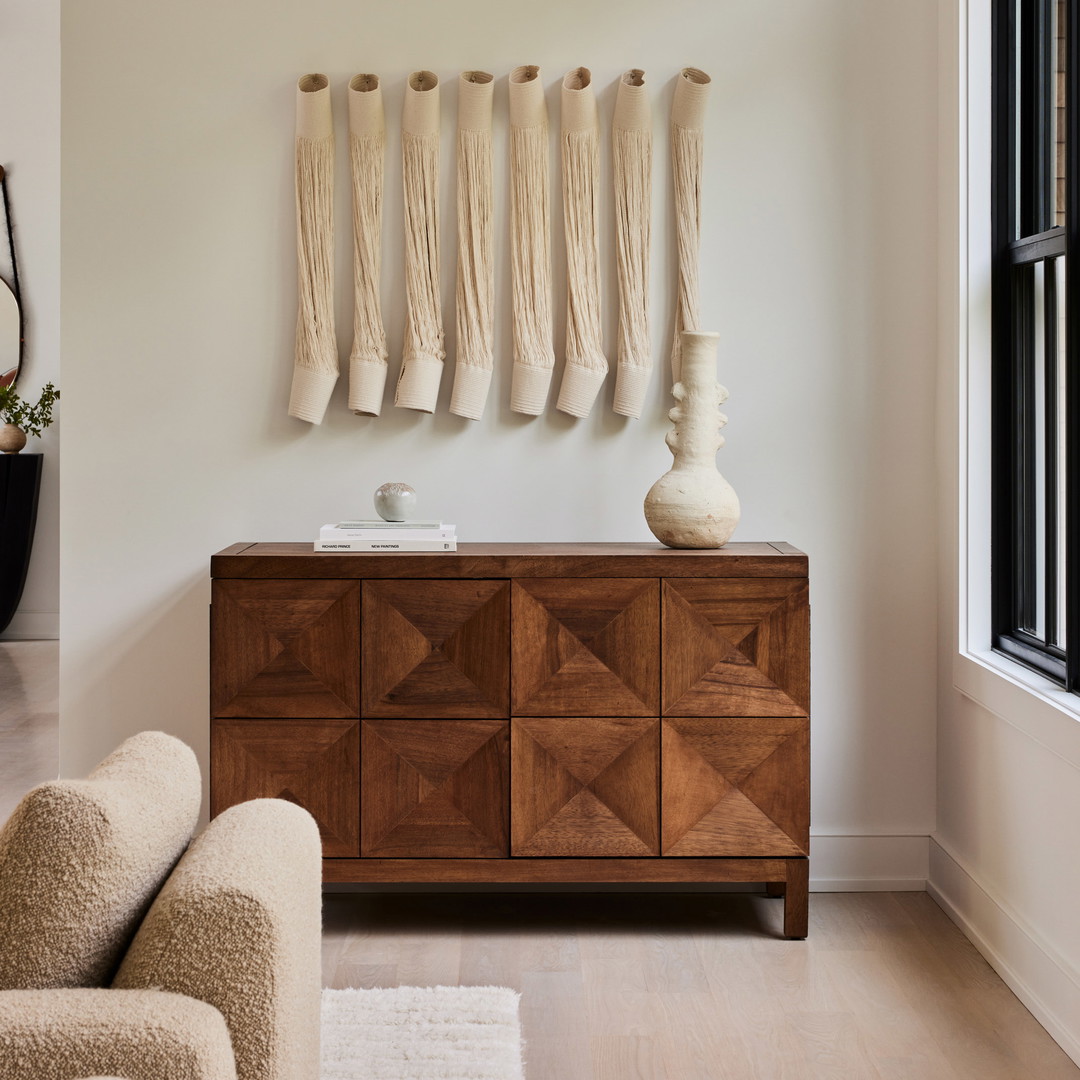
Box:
left=286, top=65, right=714, bottom=425
left=289, top=73, right=338, bottom=424
left=346, top=74, right=388, bottom=416
left=450, top=71, right=496, bottom=420
left=612, top=69, right=653, bottom=419
left=396, top=70, right=445, bottom=413
left=555, top=67, right=607, bottom=419
left=508, top=65, right=556, bottom=416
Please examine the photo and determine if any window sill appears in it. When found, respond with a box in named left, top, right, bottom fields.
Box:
left=953, top=649, right=1080, bottom=769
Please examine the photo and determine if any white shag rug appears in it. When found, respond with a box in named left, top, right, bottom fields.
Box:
left=321, top=985, right=525, bottom=1080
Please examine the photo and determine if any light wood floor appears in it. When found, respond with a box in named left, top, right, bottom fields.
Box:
left=4, top=640, right=1077, bottom=1079
left=324, top=889, right=1080, bottom=1079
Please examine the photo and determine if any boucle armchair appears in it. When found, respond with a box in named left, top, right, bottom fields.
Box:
left=0, top=731, right=322, bottom=1080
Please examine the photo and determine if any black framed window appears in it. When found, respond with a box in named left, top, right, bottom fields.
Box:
left=992, top=0, right=1079, bottom=690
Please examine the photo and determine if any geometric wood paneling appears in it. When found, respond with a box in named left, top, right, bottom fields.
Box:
left=511, top=717, right=659, bottom=856
left=661, top=717, right=808, bottom=856
left=511, top=579, right=659, bottom=716
left=211, top=579, right=360, bottom=718
left=210, top=718, right=360, bottom=857
left=361, top=719, right=509, bottom=857
left=662, top=578, right=809, bottom=717
left=361, top=580, right=510, bottom=718
left=210, top=545, right=811, bottom=937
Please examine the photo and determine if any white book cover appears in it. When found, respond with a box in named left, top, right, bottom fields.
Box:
left=331, top=519, right=444, bottom=529
left=320, top=523, right=456, bottom=541
left=314, top=538, right=458, bottom=552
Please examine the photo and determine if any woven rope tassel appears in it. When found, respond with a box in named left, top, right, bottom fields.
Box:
left=347, top=74, right=388, bottom=416
left=396, top=71, right=444, bottom=413
left=509, top=66, right=555, bottom=415
left=289, top=74, right=338, bottom=424
left=670, top=67, right=711, bottom=386
left=450, top=71, right=496, bottom=420
left=556, top=67, right=607, bottom=418
left=612, top=69, right=653, bottom=419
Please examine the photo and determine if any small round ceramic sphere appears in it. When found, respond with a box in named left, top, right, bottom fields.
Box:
left=373, top=482, right=418, bottom=522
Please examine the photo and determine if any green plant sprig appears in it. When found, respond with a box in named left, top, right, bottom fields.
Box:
left=0, top=382, right=59, bottom=439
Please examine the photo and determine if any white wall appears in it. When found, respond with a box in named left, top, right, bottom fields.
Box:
left=932, top=0, right=1080, bottom=1066
left=61, top=0, right=941, bottom=885
left=0, top=1, right=60, bottom=640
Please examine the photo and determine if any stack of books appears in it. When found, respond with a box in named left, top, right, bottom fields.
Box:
left=315, top=520, right=457, bottom=552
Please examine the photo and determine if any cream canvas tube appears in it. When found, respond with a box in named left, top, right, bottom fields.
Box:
left=347, top=74, right=388, bottom=416
left=556, top=67, right=608, bottom=418
left=670, top=66, right=711, bottom=385
left=289, top=73, right=338, bottom=424
left=450, top=71, right=495, bottom=420
left=508, top=65, right=555, bottom=415
left=395, top=71, right=444, bottom=413
left=612, top=69, right=653, bottom=419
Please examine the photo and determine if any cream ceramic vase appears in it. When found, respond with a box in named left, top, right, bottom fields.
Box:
left=644, top=331, right=740, bottom=548
left=0, top=423, right=26, bottom=454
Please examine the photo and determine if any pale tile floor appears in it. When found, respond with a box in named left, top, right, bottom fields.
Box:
left=0, top=640, right=58, bottom=822
left=3, top=638, right=1077, bottom=1079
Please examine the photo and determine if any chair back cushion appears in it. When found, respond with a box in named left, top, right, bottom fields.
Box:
left=0, top=731, right=201, bottom=989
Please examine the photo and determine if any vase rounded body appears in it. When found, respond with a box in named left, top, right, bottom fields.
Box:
left=644, top=331, right=740, bottom=549
left=0, top=423, right=26, bottom=454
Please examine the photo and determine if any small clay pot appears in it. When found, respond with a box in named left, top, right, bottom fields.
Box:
left=0, top=423, right=26, bottom=454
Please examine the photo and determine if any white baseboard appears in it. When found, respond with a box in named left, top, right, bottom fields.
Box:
left=0, top=610, right=59, bottom=640
left=809, top=834, right=929, bottom=891
left=928, top=837, right=1080, bottom=1069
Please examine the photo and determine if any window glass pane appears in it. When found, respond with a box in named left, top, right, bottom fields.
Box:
left=1032, top=261, right=1047, bottom=640
left=1055, top=0, right=1067, bottom=227
left=1015, top=0, right=1024, bottom=240
left=1055, top=256, right=1068, bottom=647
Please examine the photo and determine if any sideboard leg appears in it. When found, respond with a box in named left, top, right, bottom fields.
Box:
left=783, top=860, right=809, bottom=939
left=766, top=881, right=786, bottom=898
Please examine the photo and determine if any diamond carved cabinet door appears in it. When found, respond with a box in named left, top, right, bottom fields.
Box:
left=361, top=719, right=509, bottom=857
left=211, top=718, right=360, bottom=857
left=662, top=578, right=809, bottom=717
left=362, top=580, right=510, bottom=718
left=512, top=579, right=659, bottom=716
left=661, top=717, right=808, bottom=857
left=211, top=579, right=359, bottom=718
left=511, top=717, right=659, bottom=856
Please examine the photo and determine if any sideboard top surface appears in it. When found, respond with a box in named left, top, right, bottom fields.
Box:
left=211, top=541, right=808, bottom=579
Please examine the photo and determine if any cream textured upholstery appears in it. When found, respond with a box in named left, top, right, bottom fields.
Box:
left=114, top=800, right=322, bottom=1080
left=0, top=730, right=201, bottom=989
left=0, top=989, right=236, bottom=1080
left=0, top=734, right=322, bottom=1080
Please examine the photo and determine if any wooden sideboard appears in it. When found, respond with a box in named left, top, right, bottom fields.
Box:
left=209, top=542, right=810, bottom=937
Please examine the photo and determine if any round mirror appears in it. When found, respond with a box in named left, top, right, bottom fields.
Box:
left=0, top=280, right=18, bottom=387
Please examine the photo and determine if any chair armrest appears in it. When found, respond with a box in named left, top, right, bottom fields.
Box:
left=0, top=988, right=236, bottom=1080
left=113, top=799, right=322, bottom=1080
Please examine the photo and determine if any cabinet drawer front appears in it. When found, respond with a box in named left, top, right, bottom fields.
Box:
left=211, top=718, right=360, bottom=857
left=661, top=717, right=808, bottom=856
left=361, top=719, right=509, bottom=857
left=662, top=578, right=809, bottom=717
left=511, top=717, right=659, bottom=856
left=512, top=579, right=660, bottom=716
left=361, top=580, right=510, bottom=718
left=211, top=579, right=360, bottom=718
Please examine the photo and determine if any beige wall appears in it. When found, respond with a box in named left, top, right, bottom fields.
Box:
left=60, top=0, right=940, bottom=885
